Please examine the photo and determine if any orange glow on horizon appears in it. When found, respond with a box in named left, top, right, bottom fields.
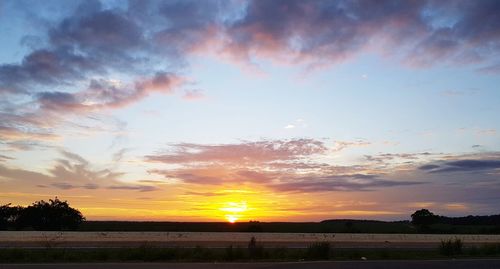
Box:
left=0, top=186, right=416, bottom=222
left=226, top=215, right=238, bottom=223
left=220, top=201, right=248, bottom=223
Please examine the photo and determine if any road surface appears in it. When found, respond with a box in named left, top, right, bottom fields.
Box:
left=2, top=260, right=500, bottom=269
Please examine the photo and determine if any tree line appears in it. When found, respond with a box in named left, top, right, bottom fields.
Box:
left=0, top=198, right=85, bottom=231
left=1, top=199, right=499, bottom=232
left=411, top=209, right=500, bottom=226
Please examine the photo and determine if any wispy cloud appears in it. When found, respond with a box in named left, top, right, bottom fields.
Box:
left=146, top=138, right=427, bottom=193
left=419, top=158, right=500, bottom=173
left=477, top=129, right=497, bottom=136
left=284, top=119, right=307, bottom=129
left=0, top=150, right=157, bottom=192
left=332, top=140, right=371, bottom=152
left=182, top=89, right=205, bottom=100
left=146, top=139, right=327, bottom=165
left=0, top=154, right=14, bottom=162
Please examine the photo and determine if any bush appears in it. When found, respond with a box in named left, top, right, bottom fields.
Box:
left=480, top=244, right=500, bottom=255
left=306, top=242, right=331, bottom=260
left=191, top=246, right=214, bottom=260
left=269, top=247, right=288, bottom=260
left=411, top=209, right=439, bottom=229
left=16, top=198, right=85, bottom=230
left=224, top=245, right=244, bottom=261
left=248, top=236, right=264, bottom=259
left=439, top=238, right=463, bottom=256
left=0, top=204, right=23, bottom=230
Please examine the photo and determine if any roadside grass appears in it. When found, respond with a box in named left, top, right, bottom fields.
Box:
left=439, top=238, right=463, bottom=256
left=1, top=242, right=500, bottom=263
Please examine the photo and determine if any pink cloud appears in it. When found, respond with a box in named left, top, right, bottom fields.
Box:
left=182, top=89, right=205, bottom=101
left=146, top=138, right=427, bottom=192
left=145, top=139, right=327, bottom=165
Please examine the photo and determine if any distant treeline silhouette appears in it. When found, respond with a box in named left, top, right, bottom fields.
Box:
left=2, top=200, right=500, bottom=232
left=0, top=198, right=84, bottom=231
left=411, top=208, right=500, bottom=226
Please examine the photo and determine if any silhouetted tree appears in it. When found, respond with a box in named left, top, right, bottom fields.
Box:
left=16, top=198, right=85, bottom=230
left=411, top=209, right=439, bottom=226
left=0, top=204, right=23, bottom=230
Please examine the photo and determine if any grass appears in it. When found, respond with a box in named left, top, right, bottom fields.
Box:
left=305, top=242, right=331, bottom=260
left=439, top=238, right=463, bottom=256
left=1, top=243, right=500, bottom=263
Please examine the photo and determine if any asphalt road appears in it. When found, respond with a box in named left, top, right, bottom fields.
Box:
left=2, top=260, right=500, bottom=269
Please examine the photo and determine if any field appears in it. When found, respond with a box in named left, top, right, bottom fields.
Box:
left=2, top=231, right=500, bottom=248
left=78, top=220, right=500, bottom=234
left=2, top=231, right=500, bottom=262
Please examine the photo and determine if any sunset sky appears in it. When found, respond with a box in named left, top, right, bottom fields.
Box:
left=1, top=0, right=499, bottom=222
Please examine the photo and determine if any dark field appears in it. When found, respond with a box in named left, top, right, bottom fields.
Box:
left=78, top=220, right=500, bottom=234
left=4, top=260, right=500, bottom=269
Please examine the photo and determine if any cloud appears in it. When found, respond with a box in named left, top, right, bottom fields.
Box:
left=37, top=72, right=182, bottom=113
left=364, top=152, right=436, bottom=166
left=421, top=159, right=500, bottom=173
left=2, top=0, right=500, bottom=95
left=0, top=1, right=185, bottom=147
left=419, top=164, right=440, bottom=171
left=51, top=182, right=99, bottom=190
left=0, top=71, right=181, bottom=148
left=0, top=154, right=14, bottom=162
left=183, top=191, right=224, bottom=197
left=0, top=48, right=96, bottom=94
left=477, top=129, right=496, bottom=136
left=2, top=0, right=500, bottom=150
left=332, top=140, right=371, bottom=152
left=3, top=0, right=500, bottom=96
left=219, top=0, right=500, bottom=70
left=158, top=171, right=223, bottom=185
left=0, top=107, right=63, bottom=150
left=236, top=170, right=275, bottom=183
left=0, top=125, right=59, bottom=142
left=441, top=88, right=479, bottom=97
left=0, top=164, right=53, bottom=183
left=145, top=138, right=327, bottom=165
left=147, top=138, right=427, bottom=193
left=182, top=89, right=205, bottom=100
left=273, top=175, right=424, bottom=193
left=145, top=139, right=499, bottom=195
left=0, top=1, right=147, bottom=94
left=107, top=185, right=159, bottom=192
left=49, top=7, right=145, bottom=57
left=112, top=148, right=129, bottom=162
left=284, top=119, right=307, bottom=130
left=478, top=63, right=500, bottom=74
left=0, top=150, right=157, bottom=192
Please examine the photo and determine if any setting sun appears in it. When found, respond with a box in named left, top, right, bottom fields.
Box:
left=220, top=201, right=248, bottom=223
left=225, top=215, right=238, bottom=223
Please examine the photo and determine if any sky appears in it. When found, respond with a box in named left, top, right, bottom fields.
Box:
left=0, top=0, right=499, bottom=222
